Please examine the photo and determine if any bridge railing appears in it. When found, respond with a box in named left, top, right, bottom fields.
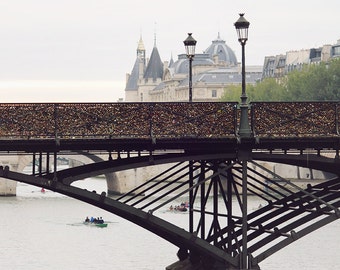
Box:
left=1, top=102, right=339, bottom=140
left=56, top=103, right=152, bottom=138
left=150, top=103, right=237, bottom=138
left=0, top=103, right=56, bottom=138
left=0, top=102, right=238, bottom=139
left=250, top=102, right=339, bottom=138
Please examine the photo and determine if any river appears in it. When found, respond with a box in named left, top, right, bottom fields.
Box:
left=0, top=178, right=339, bottom=270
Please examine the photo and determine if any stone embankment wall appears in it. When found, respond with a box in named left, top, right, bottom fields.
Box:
left=0, top=155, right=31, bottom=196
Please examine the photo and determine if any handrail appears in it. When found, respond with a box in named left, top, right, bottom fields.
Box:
left=250, top=101, right=339, bottom=138
left=0, top=102, right=339, bottom=139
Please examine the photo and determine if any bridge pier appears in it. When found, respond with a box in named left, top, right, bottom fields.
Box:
left=0, top=178, right=16, bottom=196
left=0, top=155, right=31, bottom=196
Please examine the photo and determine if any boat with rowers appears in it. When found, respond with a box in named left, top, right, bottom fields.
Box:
left=84, top=216, right=108, bottom=227
left=169, top=202, right=189, bottom=212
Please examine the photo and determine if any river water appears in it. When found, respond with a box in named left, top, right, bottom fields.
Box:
left=0, top=178, right=339, bottom=270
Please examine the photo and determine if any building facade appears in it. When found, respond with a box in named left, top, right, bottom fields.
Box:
left=262, top=39, right=340, bottom=80
left=125, top=34, right=263, bottom=102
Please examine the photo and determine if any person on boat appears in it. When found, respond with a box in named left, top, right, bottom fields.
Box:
left=177, top=205, right=187, bottom=212
left=85, top=217, right=90, bottom=222
left=90, top=216, right=94, bottom=223
left=98, top=217, right=104, bottom=224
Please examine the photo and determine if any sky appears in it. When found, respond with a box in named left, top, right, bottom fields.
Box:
left=0, top=0, right=339, bottom=102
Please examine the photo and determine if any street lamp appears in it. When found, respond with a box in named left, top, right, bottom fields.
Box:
left=183, top=33, right=197, bottom=102
left=234, top=13, right=251, bottom=137
left=235, top=13, right=251, bottom=269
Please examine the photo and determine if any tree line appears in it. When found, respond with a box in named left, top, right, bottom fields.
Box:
left=221, top=58, right=340, bottom=102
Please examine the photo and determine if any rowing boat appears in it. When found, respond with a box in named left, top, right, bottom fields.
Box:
left=83, top=221, right=108, bottom=228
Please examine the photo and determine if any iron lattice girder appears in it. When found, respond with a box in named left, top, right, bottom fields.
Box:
left=43, top=152, right=238, bottom=184
left=252, top=152, right=340, bottom=175
left=203, top=163, right=340, bottom=265
left=2, top=146, right=340, bottom=268
left=45, top=154, right=338, bottom=264
left=0, top=166, right=238, bottom=267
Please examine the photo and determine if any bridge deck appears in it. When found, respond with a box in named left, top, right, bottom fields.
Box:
left=0, top=101, right=338, bottom=153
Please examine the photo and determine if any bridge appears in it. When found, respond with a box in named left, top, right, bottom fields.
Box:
left=1, top=102, right=340, bottom=269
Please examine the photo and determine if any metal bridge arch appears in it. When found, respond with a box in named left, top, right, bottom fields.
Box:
left=3, top=149, right=340, bottom=269
left=0, top=165, right=237, bottom=268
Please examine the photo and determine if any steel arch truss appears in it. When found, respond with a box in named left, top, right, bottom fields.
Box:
left=123, top=157, right=340, bottom=269
left=203, top=159, right=340, bottom=268
left=2, top=151, right=340, bottom=269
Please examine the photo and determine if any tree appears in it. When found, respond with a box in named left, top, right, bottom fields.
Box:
left=323, top=58, right=340, bottom=100
left=247, top=78, right=285, bottom=101
left=221, top=58, right=340, bottom=102
left=221, top=79, right=285, bottom=102
left=283, top=58, right=340, bottom=101
left=220, top=84, right=242, bottom=102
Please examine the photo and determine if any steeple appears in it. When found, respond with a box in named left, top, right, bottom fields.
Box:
left=153, top=22, right=157, bottom=48
left=169, top=53, right=174, bottom=68
left=137, top=35, right=146, bottom=65
left=125, top=36, right=146, bottom=91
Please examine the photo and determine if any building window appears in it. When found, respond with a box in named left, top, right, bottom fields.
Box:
left=333, top=46, right=340, bottom=56
left=212, top=89, right=217, bottom=98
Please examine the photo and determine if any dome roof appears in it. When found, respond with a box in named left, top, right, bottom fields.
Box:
left=171, top=54, right=214, bottom=74
left=204, top=33, right=237, bottom=65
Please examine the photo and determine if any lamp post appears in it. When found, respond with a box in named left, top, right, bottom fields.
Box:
left=234, top=13, right=251, bottom=137
left=183, top=33, right=197, bottom=102
left=235, top=13, right=251, bottom=270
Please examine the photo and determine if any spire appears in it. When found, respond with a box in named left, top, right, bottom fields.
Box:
left=137, top=35, right=145, bottom=51
left=137, top=35, right=146, bottom=65
left=153, top=22, right=157, bottom=47
left=169, top=53, right=174, bottom=68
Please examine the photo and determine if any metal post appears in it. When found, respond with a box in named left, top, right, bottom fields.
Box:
left=32, top=153, right=36, bottom=175
left=239, top=42, right=251, bottom=137
left=241, top=159, right=248, bottom=269
left=227, top=164, right=233, bottom=255
left=53, top=151, right=57, bottom=180
left=54, top=104, right=58, bottom=181
left=200, top=162, right=206, bottom=239
left=39, top=152, right=43, bottom=177
left=189, top=160, right=194, bottom=233
left=46, top=152, right=50, bottom=174
left=213, top=165, right=219, bottom=246
left=189, top=56, right=193, bottom=102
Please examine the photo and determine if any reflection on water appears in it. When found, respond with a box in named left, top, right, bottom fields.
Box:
left=0, top=179, right=339, bottom=270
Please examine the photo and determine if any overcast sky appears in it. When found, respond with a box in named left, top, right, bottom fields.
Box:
left=0, top=0, right=339, bottom=102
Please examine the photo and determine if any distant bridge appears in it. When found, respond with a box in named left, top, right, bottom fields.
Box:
left=0, top=102, right=340, bottom=269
